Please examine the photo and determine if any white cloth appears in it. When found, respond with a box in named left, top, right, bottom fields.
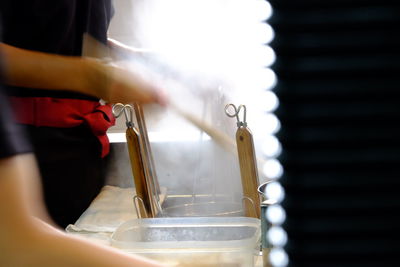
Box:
left=66, top=185, right=139, bottom=234
left=66, top=185, right=166, bottom=246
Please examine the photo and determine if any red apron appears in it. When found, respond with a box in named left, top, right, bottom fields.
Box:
left=9, top=97, right=115, bottom=158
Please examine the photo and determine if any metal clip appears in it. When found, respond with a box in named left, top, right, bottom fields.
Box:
left=225, top=104, right=247, bottom=128
left=112, top=103, right=134, bottom=128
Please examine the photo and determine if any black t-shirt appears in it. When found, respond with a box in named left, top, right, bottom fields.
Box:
left=0, top=1, right=113, bottom=226
left=0, top=0, right=113, bottom=99
left=0, top=86, right=32, bottom=158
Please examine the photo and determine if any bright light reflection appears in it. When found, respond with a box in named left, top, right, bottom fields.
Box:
left=262, top=91, right=279, bottom=112
left=266, top=204, right=286, bottom=225
left=245, top=23, right=275, bottom=45
left=108, top=131, right=211, bottom=143
left=135, top=0, right=274, bottom=80
left=261, top=24, right=275, bottom=44
left=264, top=181, right=285, bottom=202
left=257, top=45, right=276, bottom=67
left=267, top=226, right=288, bottom=247
left=260, top=113, right=281, bottom=135
left=261, top=135, right=282, bottom=158
left=256, top=68, right=277, bottom=91
left=254, top=0, right=273, bottom=21
left=269, top=247, right=289, bottom=267
left=262, top=159, right=283, bottom=179
left=228, top=67, right=277, bottom=93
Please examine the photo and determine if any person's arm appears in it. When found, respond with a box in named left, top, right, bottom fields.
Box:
left=0, top=153, right=164, bottom=267
left=0, top=43, right=166, bottom=105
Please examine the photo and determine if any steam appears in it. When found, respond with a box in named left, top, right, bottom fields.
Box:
left=107, top=0, right=275, bottom=214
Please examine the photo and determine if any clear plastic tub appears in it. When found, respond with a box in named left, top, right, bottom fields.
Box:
left=111, top=217, right=261, bottom=267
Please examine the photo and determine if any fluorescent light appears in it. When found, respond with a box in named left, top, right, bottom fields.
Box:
left=107, top=131, right=211, bottom=143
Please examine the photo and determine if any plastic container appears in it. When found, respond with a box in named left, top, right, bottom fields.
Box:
left=111, top=217, right=261, bottom=267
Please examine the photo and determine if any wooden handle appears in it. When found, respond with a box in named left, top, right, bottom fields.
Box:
left=126, top=127, right=154, bottom=218
left=133, top=103, right=161, bottom=198
left=236, top=127, right=261, bottom=218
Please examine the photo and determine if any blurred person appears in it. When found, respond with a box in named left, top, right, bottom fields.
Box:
left=0, top=78, right=165, bottom=266
left=0, top=0, right=165, bottom=228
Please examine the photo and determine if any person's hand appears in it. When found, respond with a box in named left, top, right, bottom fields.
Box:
left=84, top=58, right=168, bottom=106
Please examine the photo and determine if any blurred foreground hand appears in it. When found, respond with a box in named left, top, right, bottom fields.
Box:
left=85, top=58, right=168, bottom=106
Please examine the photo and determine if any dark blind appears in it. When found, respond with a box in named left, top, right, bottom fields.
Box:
left=270, top=1, right=400, bottom=266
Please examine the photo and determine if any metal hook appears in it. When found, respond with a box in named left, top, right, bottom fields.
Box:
left=224, top=103, right=247, bottom=127
left=112, top=103, right=134, bottom=128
